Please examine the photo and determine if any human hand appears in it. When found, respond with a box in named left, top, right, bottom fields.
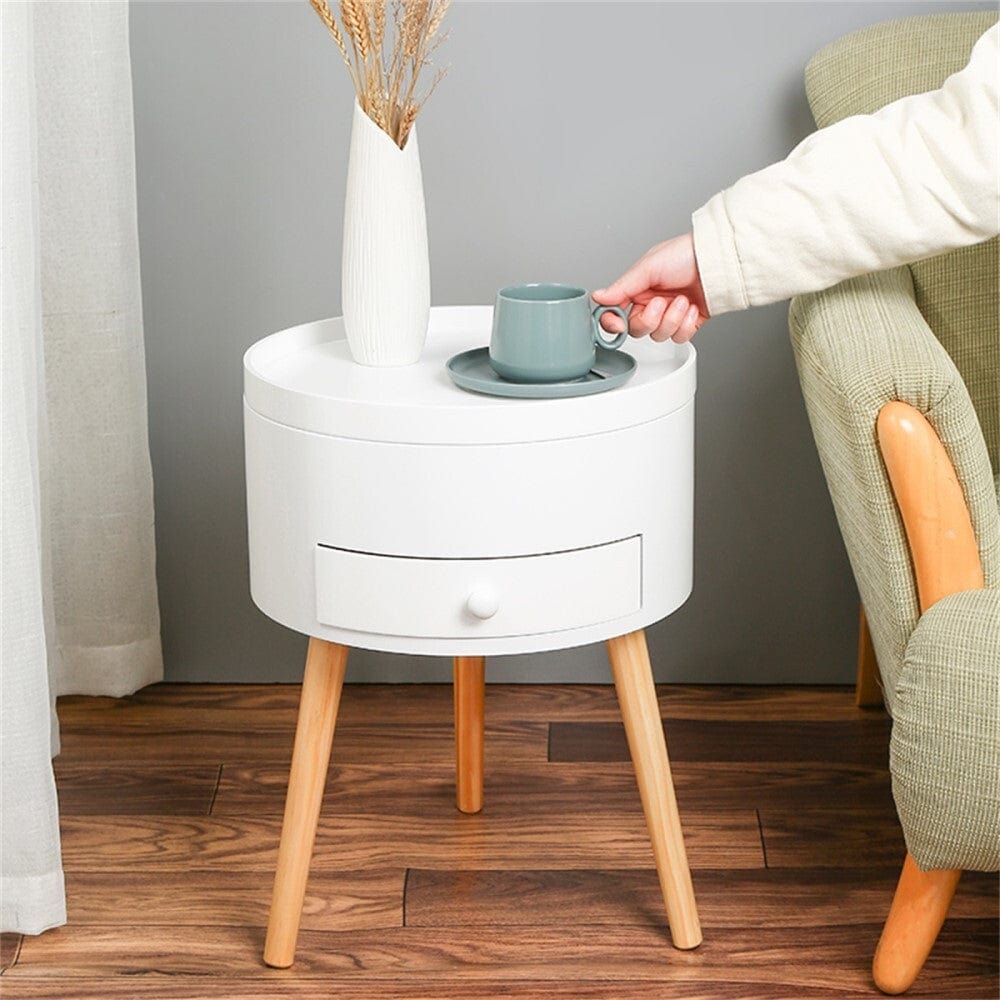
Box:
left=592, top=233, right=709, bottom=344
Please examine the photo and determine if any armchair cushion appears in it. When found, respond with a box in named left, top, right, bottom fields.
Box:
left=789, top=268, right=1000, bottom=710
left=891, top=588, right=1000, bottom=872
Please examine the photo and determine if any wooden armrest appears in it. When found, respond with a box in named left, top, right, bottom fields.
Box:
left=876, top=401, right=985, bottom=615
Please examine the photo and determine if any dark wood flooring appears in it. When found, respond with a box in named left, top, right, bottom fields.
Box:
left=1, top=682, right=996, bottom=998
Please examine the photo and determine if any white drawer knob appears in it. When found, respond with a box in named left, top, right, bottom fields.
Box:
left=466, top=586, right=500, bottom=620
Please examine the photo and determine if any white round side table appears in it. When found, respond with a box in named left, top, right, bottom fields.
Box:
left=244, top=306, right=701, bottom=968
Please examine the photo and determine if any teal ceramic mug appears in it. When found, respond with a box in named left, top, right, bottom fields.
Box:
left=489, top=283, right=629, bottom=383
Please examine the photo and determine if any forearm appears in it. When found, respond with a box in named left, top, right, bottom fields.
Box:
left=692, top=24, right=999, bottom=316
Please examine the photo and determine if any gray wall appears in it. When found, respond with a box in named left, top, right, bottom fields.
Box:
left=130, top=1, right=986, bottom=684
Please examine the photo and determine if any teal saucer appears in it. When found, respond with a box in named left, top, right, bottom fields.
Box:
left=446, top=347, right=636, bottom=399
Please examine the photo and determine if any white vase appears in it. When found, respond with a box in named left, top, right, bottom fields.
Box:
left=342, top=100, right=430, bottom=367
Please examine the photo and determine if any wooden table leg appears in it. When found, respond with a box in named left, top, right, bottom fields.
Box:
left=454, top=656, right=485, bottom=814
left=263, top=638, right=348, bottom=968
left=606, top=629, right=702, bottom=949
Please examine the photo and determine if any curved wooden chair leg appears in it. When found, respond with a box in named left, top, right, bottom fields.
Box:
left=872, top=854, right=961, bottom=995
left=264, top=638, right=348, bottom=968
left=454, top=656, right=485, bottom=814
left=606, top=629, right=701, bottom=950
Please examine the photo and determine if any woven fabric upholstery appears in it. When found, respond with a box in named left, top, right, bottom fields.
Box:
left=891, top=588, right=1000, bottom=872
left=804, top=12, right=1000, bottom=475
left=804, top=12, right=999, bottom=124
left=789, top=269, right=1000, bottom=712
left=910, top=240, right=999, bottom=474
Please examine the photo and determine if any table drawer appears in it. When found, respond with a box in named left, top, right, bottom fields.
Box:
left=314, top=537, right=641, bottom=639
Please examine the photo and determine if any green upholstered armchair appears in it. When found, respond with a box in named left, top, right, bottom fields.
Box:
left=787, top=12, right=999, bottom=996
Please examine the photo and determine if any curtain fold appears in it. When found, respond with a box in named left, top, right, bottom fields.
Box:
left=1, top=0, right=162, bottom=934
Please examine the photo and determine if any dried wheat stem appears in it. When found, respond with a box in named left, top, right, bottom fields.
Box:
left=372, top=0, right=386, bottom=50
left=398, top=102, right=418, bottom=147
left=340, top=0, right=371, bottom=59
left=401, top=0, right=447, bottom=119
left=387, top=2, right=408, bottom=129
left=426, top=0, right=449, bottom=40
left=309, top=0, right=359, bottom=89
left=398, top=17, right=426, bottom=115
left=402, top=0, right=429, bottom=59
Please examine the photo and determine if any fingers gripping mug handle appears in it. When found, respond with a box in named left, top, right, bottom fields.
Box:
left=592, top=305, right=628, bottom=350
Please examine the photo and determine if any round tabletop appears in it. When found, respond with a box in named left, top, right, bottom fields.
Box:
left=244, top=306, right=696, bottom=445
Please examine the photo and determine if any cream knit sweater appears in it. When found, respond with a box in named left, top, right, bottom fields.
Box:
left=692, top=23, right=999, bottom=317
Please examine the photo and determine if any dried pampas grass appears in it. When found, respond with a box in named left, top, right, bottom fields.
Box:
left=309, top=0, right=450, bottom=149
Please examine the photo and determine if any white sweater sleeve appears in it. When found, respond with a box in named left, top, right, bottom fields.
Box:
left=691, top=23, right=999, bottom=317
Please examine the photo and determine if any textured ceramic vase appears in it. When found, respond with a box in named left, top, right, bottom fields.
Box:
left=342, top=100, right=430, bottom=367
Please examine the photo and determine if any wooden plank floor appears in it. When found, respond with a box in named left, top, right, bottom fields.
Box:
left=1, top=682, right=996, bottom=998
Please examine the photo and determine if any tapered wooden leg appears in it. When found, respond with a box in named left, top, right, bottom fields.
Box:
left=872, top=854, right=961, bottom=995
left=454, top=656, right=485, bottom=814
left=856, top=605, right=883, bottom=708
left=263, top=638, right=349, bottom=968
left=606, top=630, right=701, bottom=949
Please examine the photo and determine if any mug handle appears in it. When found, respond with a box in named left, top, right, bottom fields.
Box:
left=591, top=305, right=629, bottom=350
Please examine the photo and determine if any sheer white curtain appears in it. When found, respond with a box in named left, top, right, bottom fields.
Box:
left=1, top=1, right=162, bottom=934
